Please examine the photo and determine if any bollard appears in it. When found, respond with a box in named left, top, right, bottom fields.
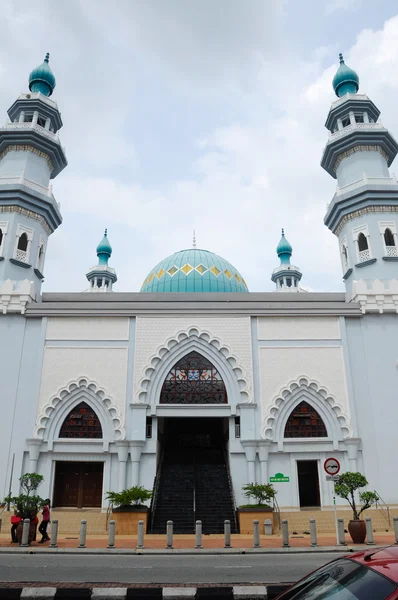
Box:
left=337, top=518, right=346, bottom=546
left=224, top=520, right=231, bottom=548
left=365, top=518, right=375, bottom=545
left=253, top=520, right=260, bottom=548
left=310, top=519, right=317, bottom=547
left=282, top=519, right=290, bottom=547
left=195, top=520, right=202, bottom=548
left=0, top=518, right=2, bottom=533
left=393, top=517, right=398, bottom=544
left=78, top=519, right=87, bottom=548
left=107, top=519, right=116, bottom=548
left=20, top=519, right=30, bottom=547
left=137, top=519, right=144, bottom=549
left=49, top=519, right=59, bottom=548
left=166, top=520, right=173, bottom=549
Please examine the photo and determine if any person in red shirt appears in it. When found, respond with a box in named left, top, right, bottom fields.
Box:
left=38, top=499, right=51, bottom=543
left=10, top=512, right=21, bottom=543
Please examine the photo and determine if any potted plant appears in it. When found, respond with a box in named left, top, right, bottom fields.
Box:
left=334, top=472, right=379, bottom=543
left=4, top=473, right=45, bottom=545
left=238, top=483, right=277, bottom=534
left=106, top=486, right=152, bottom=534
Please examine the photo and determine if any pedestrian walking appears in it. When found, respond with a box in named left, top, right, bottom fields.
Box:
left=10, top=512, right=21, bottom=543
left=38, top=499, right=51, bottom=543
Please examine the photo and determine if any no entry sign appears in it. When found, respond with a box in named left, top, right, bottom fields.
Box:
left=324, top=457, right=340, bottom=476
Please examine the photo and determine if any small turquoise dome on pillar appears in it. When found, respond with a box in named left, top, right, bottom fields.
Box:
left=332, top=53, right=359, bottom=98
left=96, top=229, right=112, bottom=265
left=29, top=53, right=56, bottom=97
left=277, top=229, right=292, bottom=265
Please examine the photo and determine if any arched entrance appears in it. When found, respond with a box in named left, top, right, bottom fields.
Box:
left=151, top=352, right=237, bottom=534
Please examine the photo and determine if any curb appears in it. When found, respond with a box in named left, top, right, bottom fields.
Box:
left=0, top=545, right=353, bottom=556
left=0, top=586, right=292, bottom=600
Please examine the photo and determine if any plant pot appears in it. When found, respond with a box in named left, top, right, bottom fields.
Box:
left=16, top=521, right=37, bottom=545
left=112, top=506, right=148, bottom=535
left=348, top=519, right=366, bottom=544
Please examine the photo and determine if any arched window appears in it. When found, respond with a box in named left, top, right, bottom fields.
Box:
left=160, top=351, right=227, bottom=404
left=37, top=245, right=44, bottom=270
left=0, top=228, right=3, bottom=248
left=59, top=402, right=103, bottom=438
left=384, top=228, right=395, bottom=247
left=342, top=245, right=348, bottom=268
left=17, top=232, right=28, bottom=252
left=357, top=232, right=368, bottom=252
left=284, top=401, right=327, bottom=438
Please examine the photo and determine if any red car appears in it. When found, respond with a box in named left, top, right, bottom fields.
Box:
left=275, top=545, right=398, bottom=599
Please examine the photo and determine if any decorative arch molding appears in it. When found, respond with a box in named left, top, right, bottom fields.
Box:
left=35, top=377, right=124, bottom=441
left=136, top=327, right=252, bottom=405
left=262, top=376, right=352, bottom=443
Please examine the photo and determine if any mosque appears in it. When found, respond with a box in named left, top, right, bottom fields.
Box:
left=0, top=53, right=397, bottom=532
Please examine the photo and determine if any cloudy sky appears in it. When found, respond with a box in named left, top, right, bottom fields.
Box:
left=2, top=0, right=398, bottom=292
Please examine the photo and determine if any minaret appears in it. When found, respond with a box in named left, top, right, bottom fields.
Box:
left=322, top=54, right=398, bottom=312
left=0, top=53, right=67, bottom=310
left=271, top=229, right=302, bottom=291
left=86, top=230, right=117, bottom=291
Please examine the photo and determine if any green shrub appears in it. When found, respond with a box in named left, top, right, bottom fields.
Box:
left=106, top=486, right=152, bottom=508
left=242, top=483, right=276, bottom=506
left=334, top=472, right=379, bottom=520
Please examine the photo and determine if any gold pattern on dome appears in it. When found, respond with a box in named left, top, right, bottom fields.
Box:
left=147, top=273, right=155, bottom=284
left=196, top=264, right=207, bottom=274
left=235, top=273, right=242, bottom=282
left=181, top=263, right=193, bottom=275
left=168, top=266, right=178, bottom=276
left=242, top=278, right=247, bottom=287
left=224, top=269, right=232, bottom=279
left=156, top=268, right=166, bottom=279
left=210, top=266, right=221, bottom=276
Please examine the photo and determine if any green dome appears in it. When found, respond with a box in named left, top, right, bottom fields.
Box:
left=96, top=229, right=112, bottom=265
left=29, top=53, right=56, bottom=97
left=332, top=53, right=359, bottom=98
left=277, top=229, right=292, bottom=265
left=141, top=248, right=248, bottom=293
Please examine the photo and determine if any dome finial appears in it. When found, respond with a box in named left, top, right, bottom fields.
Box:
left=29, top=53, right=56, bottom=97
left=193, top=229, right=196, bottom=248
left=332, top=52, right=359, bottom=98
left=96, top=229, right=112, bottom=266
left=277, top=228, right=292, bottom=265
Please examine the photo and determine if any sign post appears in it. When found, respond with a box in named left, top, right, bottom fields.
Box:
left=324, top=458, right=341, bottom=545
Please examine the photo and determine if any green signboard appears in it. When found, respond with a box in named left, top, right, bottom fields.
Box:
left=270, top=472, right=290, bottom=483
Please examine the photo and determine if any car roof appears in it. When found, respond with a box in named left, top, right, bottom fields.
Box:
left=349, top=545, right=398, bottom=582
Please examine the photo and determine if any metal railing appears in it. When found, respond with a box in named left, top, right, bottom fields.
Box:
left=149, top=449, right=165, bottom=531
left=272, top=495, right=281, bottom=532
left=374, top=490, right=391, bottom=527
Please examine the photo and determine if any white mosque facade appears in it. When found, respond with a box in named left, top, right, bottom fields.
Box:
left=0, top=54, right=398, bottom=528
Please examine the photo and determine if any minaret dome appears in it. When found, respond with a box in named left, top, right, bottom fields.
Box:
left=332, top=53, right=359, bottom=98
left=29, top=53, right=56, bottom=97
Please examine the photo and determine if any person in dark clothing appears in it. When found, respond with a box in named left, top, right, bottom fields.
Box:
left=38, top=499, right=51, bottom=543
left=10, top=513, right=21, bottom=543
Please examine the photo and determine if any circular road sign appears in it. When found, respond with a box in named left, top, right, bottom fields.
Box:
left=324, top=457, right=340, bottom=475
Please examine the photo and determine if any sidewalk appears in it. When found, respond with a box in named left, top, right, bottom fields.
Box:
left=0, top=531, right=396, bottom=552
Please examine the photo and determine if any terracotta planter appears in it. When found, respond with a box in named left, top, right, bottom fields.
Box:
left=348, top=519, right=366, bottom=544
left=16, top=521, right=38, bottom=545
left=112, top=506, right=148, bottom=535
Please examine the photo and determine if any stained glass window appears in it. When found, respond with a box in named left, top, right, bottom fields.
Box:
left=284, top=401, right=327, bottom=438
left=59, top=402, right=103, bottom=438
left=160, top=351, right=227, bottom=404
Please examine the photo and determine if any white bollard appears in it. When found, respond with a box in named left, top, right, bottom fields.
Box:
left=224, top=520, right=231, bottom=548
left=282, top=519, right=290, bottom=547
left=107, top=519, right=116, bottom=548
left=365, top=518, right=375, bottom=545
left=195, top=520, right=202, bottom=548
left=253, top=520, right=260, bottom=548
left=137, top=519, right=144, bottom=549
left=337, top=518, right=346, bottom=546
left=310, top=519, right=317, bottom=547
left=78, top=519, right=87, bottom=548
left=393, top=517, right=398, bottom=544
left=49, top=519, right=58, bottom=548
left=166, top=520, right=173, bottom=549
left=20, top=519, right=30, bottom=547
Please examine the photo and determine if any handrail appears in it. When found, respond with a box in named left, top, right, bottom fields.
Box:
left=374, top=490, right=391, bottom=527
left=150, top=448, right=165, bottom=531
left=273, top=495, right=281, bottom=531
left=223, top=444, right=238, bottom=532
left=193, top=448, right=196, bottom=529
left=105, top=502, right=113, bottom=531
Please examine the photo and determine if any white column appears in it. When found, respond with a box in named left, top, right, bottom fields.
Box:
left=349, top=111, right=355, bottom=126
left=337, top=118, right=343, bottom=131
left=116, top=441, right=129, bottom=491
left=258, top=441, right=272, bottom=484
left=32, top=111, right=39, bottom=126
left=19, top=111, right=25, bottom=123
left=27, top=439, right=42, bottom=473
left=130, top=441, right=145, bottom=487
left=241, top=441, right=257, bottom=501
left=363, top=112, right=369, bottom=124
left=345, top=438, right=360, bottom=472
left=45, top=118, right=51, bottom=130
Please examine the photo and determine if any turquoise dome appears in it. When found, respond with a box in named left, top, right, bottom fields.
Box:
left=332, top=53, right=359, bottom=98
left=96, top=229, right=112, bottom=265
left=29, top=53, right=56, bottom=97
left=277, top=229, right=292, bottom=265
left=141, top=248, right=248, bottom=293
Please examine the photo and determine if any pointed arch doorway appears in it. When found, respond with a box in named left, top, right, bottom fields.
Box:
left=151, top=351, right=237, bottom=534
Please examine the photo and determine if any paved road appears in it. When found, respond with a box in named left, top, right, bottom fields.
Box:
left=0, top=553, right=346, bottom=584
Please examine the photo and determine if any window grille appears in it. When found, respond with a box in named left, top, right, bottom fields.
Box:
left=284, top=401, right=327, bottom=438
left=59, top=402, right=102, bottom=438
